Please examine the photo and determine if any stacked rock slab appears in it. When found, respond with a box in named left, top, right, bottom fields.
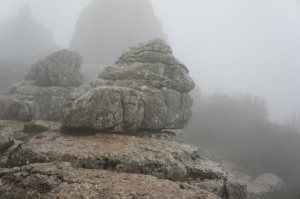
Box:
left=0, top=50, right=83, bottom=120
left=62, top=39, right=195, bottom=132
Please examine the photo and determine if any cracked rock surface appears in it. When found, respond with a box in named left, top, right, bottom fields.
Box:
left=62, top=39, right=195, bottom=132
left=0, top=50, right=83, bottom=120
left=0, top=161, right=218, bottom=199
left=0, top=120, right=247, bottom=199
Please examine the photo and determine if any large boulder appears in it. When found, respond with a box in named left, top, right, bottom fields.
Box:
left=70, top=0, right=166, bottom=65
left=25, top=49, right=83, bottom=87
left=62, top=87, right=144, bottom=132
left=0, top=50, right=83, bottom=121
left=62, top=39, right=195, bottom=132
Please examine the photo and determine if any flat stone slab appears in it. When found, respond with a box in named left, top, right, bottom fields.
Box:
left=1, top=123, right=247, bottom=199
left=0, top=161, right=219, bottom=199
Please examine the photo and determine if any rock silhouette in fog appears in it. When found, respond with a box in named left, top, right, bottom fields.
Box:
left=0, top=5, right=59, bottom=91
left=62, top=39, right=194, bottom=132
left=70, top=0, right=166, bottom=65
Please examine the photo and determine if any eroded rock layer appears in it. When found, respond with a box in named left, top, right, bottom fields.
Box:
left=0, top=162, right=218, bottom=199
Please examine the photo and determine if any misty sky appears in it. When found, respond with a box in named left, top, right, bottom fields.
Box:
left=1, top=0, right=300, bottom=122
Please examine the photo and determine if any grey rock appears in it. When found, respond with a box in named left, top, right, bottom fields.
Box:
left=70, top=0, right=166, bottom=65
left=62, top=39, right=194, bottom=132
left=0, top=49, right=83, bottom=121
left=116, top=38, right=188, bottom=72
left=226, top=175, right=249, bottom=199
left=221, top=161, right=281, bottom=196
left=62, top=86, right=144, bottom=131
left=2, top=124, right=247, bottom=198
left=100, top=39, right=194, bottom=93
left=0, top=81, right=76, bottom=120
left=0, top=126, right=14, bottom=153
left=25, top=49, right=83, bottom=87
left=0, top=161, right=219, bottom=199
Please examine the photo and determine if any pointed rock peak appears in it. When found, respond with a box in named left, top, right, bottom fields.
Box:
left=19, top=5, right=31, bottom=18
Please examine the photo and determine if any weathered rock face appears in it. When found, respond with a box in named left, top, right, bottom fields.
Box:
left=25, top=49, right=83, bottom=87
left=62, top=39, right=195, bottom=132
left=0, top=120, right=247, bottom=199
left=0, top=126, right=14, bottom=153
left=0, top=5, right=59, bottom=91
left=0, top=82, right=74, bottom=120
left=70, top=0, right=166, bottom=65
left=0, top=50, right=83, bottom=120
left=62, top=87, right=144, bottom=131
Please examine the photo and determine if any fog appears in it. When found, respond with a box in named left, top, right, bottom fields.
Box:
left=1, top=1, right=300, bottom=197
left=1, top=0, right=300, bottom=122
left=151, top=0, right=300, bottom=123
left=0, top=0, right=90, bottom=47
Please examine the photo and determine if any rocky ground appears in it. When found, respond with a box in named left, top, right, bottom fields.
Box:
left=0, top=120, right=247, bottom=199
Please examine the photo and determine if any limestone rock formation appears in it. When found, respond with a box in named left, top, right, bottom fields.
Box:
left=70, top=0, right=166, bottom=65
left=0, top=5, right=59, bottom=91
left=25, top=49, right=83, bottom=87
left=0, top=120, right=247, bottom=199
left=0, top=126, right=14, bottom=153
left=62, top=39, right=195, bottom=132
left=0, top=50, right=83, bottom=120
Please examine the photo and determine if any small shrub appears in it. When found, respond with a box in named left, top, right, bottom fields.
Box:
left=23, top=123, right=49, bottom=134
left=0, top=124, right=7, bottom=129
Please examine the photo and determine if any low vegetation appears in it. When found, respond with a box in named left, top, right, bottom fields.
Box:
left=13, top=122, right=50, bottom=141
left=0, top=123, right=7, bottom=129
left=23, top=122, right=49, bottom=134
left=184, top=91, right=300, bottom=198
